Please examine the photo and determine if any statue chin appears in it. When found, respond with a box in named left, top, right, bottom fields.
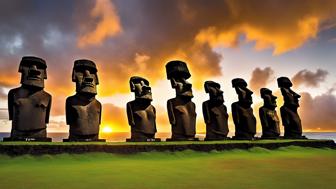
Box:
left=215, top=99, right=224, bottom=104
left=22, top=80, right=44, bottom=89
left=136, top=95, right=153, bottom=101
left=78, top=87, right=97, bottom=95
left=177, top=90, right=193, bottom=98
left=213, top=96, right=224, bottom=103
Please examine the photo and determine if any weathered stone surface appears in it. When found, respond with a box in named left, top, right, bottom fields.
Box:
left=126, top=76, right=159, bottom=142
left=278, top=77, right=306, bottom=139
left=7, top=56, right=52, bottom=141
left=65, top=59, right=104, bottom=142
left=166, top=60, right=197, bottom=141
left=231, top=78, right=256, bottom=140
left=203, top=81, right=229, bottom=140
left=259, top=88, right=281, bottom=139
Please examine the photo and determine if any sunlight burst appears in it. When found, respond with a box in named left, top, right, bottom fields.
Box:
left=101, top=125, right=113, bottom=133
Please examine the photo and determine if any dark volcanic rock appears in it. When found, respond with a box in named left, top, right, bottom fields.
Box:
left=0, top=140, right=335, bottom=156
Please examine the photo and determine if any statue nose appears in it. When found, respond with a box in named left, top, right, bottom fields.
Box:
left=185, top=83, right=192, bottom=90
left=84, top=70, right=93, bottom=82
left=29, top=65, right=41, bottom=75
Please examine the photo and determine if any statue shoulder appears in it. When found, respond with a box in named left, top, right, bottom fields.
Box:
left=231, top=101, right=239, bottom=108
left=202, top=100, right=210, bottom=107
left=167, top=98, right=176, bottom=105
left=66, top=95, right=76, bottom=104
left=8, top=87, right=21, bottom=94
left=40, top=90, right=52, bottom=100
left=127, top=100, right=136, bottom=107
left=93, top=98, right=102, bottom=107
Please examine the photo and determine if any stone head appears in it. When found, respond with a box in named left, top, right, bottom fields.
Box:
left=232, top=78, right=253, bottom=106
left=277, top=77, right=293, bottom=88
left=166, top=60, right=193, bottom=98
left=19, top=56, right=47, bottom=89
left=260, top=88, right=277, bottom=109
left=277, top=77, right=300, bottom=108
left=204, top=81, right=224, bottom=104
left=72, top=59, right=99, bottom=95
left=130, top=76, right=152, bottom=101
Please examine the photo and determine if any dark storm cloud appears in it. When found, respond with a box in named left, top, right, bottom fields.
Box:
left=300, top=90, right=336, bottom=131
left=292, top=69, right=329, bottom=88
left=249, top=67, right=274, bottom=93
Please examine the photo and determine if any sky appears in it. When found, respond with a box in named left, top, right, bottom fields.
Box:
left=0, top=0, right=336, bottom=133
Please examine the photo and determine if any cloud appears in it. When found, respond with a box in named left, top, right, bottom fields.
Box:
left=249, top=67, right=274, bottom=93
left=299, top=90, right=336, bottom=131
left=292, top=69, right=328, bottom=88
left=77, top=0, right=122, bottom=48
left=194, top=0, right=336, bottom=55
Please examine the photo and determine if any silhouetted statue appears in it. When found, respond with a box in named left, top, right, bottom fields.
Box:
left=5, top=56, right=52, bottom=141
left=64, top=59, right=105, bottom=142
left=203, top=81, right=229, bottom=140
left=277, top=77, right=306, bottom=139
left=231, top=78, right=256, bottom=140
left=166, top=60, right=198, bottom=141
left=259, top=88, right=280, bottom=139
left=126, top=76, right=160, bottom=142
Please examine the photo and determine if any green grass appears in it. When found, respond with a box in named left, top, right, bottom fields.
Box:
left=0, top=139, right=329, bottom=146
left=0, top=146, right=335, bottom=189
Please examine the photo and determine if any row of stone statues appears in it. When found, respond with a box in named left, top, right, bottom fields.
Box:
left=3, top=56, right=305, bottom=142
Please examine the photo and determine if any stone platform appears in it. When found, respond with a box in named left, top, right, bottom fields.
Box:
left=0, top=139, right=334, bottom=156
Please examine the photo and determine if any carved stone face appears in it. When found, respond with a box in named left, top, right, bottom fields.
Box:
left=277, top=77, right=300, bottom=108
left=171, top=77, right=193, bottom=98
left=232, top=78, right=253, bottom=106
left=130, top=77, right=152, bottom=101
left=19, top=57, right=47, bottom=89
left=72, top=60, right=99, bottom=95
left=165, top=60, right=193, bottom=99
left=236, top=86, right=253, bottom=106
left=261, top=88, right=277, bottom=109
left=205, top=81, right=223, bottom=104
left=284, top=89, right=301, bottom=108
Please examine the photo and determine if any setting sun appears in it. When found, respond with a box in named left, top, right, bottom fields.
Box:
left=101, top=125, right=113, bottom=133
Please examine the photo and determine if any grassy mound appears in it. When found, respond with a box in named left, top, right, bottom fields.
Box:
left=0, top=146, right=335, bottom=189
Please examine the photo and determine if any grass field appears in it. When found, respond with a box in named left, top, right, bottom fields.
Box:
left=0, top=139, right=329, bottom=145
left=0, top=146, right=335, bottom=189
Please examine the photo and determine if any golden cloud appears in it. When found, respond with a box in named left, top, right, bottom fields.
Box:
left=77, top=0, right=122, bottom=48
left=195, top=17, right=319, bottom=55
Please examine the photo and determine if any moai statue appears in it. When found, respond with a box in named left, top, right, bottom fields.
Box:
left=126, top=76, right=160, bottom=142
left=231, top=78, right=256, bottom=140
left=166, top=60, right=198, bottom=141
left=202, top=81, right=229, bottom=140
left=277, top=77, right=306, bottom=139
left=5, top=56, right=52, bottom=141
left=259, top=88, right=280, bottom=139
left=64, top=59, right=105, bottom=142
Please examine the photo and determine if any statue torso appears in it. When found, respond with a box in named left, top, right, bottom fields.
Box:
left=260, top=106, right=280, bottom=136
left=66, top=95, right=101, bottom=136
left=280, top=105, right=302, bottom=134
left=204, top=101, right=229, bottom=135
left=232, top=102, right=256, bottom=135
left=127, top=101, right=156, bottom=134
left=168, top=97, right=196, bottom=136
left=9, top=87, right=51, bottom=131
